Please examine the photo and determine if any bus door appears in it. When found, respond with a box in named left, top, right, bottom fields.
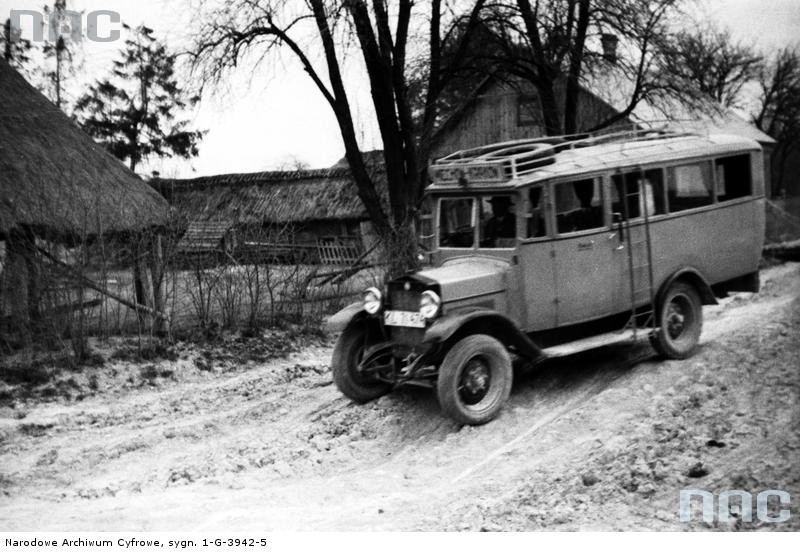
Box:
left=518, top=185, right=558, bottom=331
left=610, top=168, right=665, bottom=316
left=550, top=177, right=619, bottom=325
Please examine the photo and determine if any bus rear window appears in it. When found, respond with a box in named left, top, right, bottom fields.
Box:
left=716, top=154, right=752, bottom=201
left=667, top=162, right=714, bottom=212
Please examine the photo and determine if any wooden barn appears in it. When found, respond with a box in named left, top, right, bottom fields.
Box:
left=0, top=58, right=170, bottom=342
left=430, top=75, right=625, bottom=159
left=152, top=162, right=387, bottom=267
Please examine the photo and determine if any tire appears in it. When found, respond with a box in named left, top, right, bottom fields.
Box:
left=332, top=323, right=391, bottom=404
left=651, top=280, right=703, bottom=359
left=437, top=334, right=513, bottom=425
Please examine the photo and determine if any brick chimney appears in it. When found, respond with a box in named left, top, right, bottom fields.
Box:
left=601, top=33, right=618, bottom=64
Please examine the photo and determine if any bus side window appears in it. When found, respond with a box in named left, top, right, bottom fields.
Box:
left=667, top=161, right=714, bottom=212
left=716, top=154, right=752, bottom=201
left=554, top=178, right=604, bottom=234
left=611, top=169, right=666, bottom=219
left=612, top=172, right=640, bottom=219
left=527, top=186, right=547, bottom=238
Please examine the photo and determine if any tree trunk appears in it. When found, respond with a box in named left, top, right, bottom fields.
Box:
left=132, top=241, right=152, bottom=329
left=149, top=234, right=166, bottom=336
left=55, top=37, right=63, bottom=109
left=308, top=0, right=391, bottom=237
left=564, top=0, right=590, bottom=135
left=539, top=79, right=562, bottom=135
left=4, top=19, right=11, bottom=62
left=517, top=0, right=562, bottom=135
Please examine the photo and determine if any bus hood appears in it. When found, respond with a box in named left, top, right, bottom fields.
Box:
left=415, top=256, right=509, bottom=302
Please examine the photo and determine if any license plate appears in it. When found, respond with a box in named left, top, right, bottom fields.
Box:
left=384, top=310, right=425, bottom=328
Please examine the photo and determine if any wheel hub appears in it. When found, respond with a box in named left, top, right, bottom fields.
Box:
left=666, top=301, right=686, bottom=338
left=459, top=358, right=491, bottom=405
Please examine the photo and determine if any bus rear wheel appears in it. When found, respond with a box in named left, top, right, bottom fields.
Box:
left=437, top=334, right=512, bottom=425
left=651, top=281, right=703, bottom=359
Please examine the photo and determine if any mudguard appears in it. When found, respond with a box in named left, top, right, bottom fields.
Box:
left=658, top=267, right=718, bottom=307
left=424, top=307, right=542, bottom=360
left=325, top=302, right=367, bottom=333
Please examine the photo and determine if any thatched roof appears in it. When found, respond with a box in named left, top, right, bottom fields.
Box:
left=153, top=164, right=388, bottom=226
left=0, top=59, right=169, bottom=240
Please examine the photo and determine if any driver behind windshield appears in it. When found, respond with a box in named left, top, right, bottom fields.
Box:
left=483, top=196, right=516, bottom=246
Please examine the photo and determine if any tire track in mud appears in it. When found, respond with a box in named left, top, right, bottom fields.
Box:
left=446, top=344, right=657, bottom=483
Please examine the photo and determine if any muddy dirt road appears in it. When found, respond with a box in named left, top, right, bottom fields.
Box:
left=1, top=264, right=798, bottom=531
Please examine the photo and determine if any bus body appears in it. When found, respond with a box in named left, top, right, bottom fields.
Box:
left=328, top=130, right=765, bottom=425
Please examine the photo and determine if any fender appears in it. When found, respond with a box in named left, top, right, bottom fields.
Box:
left=424, top=307, right=542, bottom=360
left=657, top=267, right=718, bottom=307
left=325, top=302, right=367, bottom=333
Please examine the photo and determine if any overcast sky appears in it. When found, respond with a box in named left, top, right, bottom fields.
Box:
left=2, top=0, right=799, bottom=179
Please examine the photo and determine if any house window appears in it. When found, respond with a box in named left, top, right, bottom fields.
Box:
left=517, top=95, right=541, bottom=127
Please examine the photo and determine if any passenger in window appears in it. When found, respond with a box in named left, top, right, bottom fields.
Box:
left=484, top=196, right=516, bottom=246
left=571, top=179, right=603, bottom=231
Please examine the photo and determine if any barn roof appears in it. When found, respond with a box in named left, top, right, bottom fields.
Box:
left=152, top=164, right=388, bottom=226
left=0, top=59, right=169, bottom=240
left=430, top=70, right=775, bottom=158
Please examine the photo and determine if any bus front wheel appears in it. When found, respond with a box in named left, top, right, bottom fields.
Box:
left=437, top=334, right=513, bottom=425
left=651, top=281, right=703, bottom=359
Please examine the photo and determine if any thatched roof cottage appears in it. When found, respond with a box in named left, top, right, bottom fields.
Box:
left=153, top=160, right=387, bottom=265
left=0, top=59, right=170, bottom=342
left=0, top=59, right=168, bottom=241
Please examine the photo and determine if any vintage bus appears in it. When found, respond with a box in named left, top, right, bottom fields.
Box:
left=327, top=130, right=765, bottom=425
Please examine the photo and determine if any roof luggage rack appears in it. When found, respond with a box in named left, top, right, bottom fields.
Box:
left=429, top=126, right=698, bottom=186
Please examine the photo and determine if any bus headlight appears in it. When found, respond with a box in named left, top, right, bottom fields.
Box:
left=419, top=290, right=441, bottom=319
left=363, top=287, right=382, bottom=315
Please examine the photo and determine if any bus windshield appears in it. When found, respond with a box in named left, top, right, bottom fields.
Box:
left=439, top=195, right=518, bottom=248
left=439, top=197, right=475, bottom=247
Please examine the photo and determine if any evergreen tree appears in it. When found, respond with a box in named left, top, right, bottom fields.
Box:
left=75, top=24, right=204, bottom=172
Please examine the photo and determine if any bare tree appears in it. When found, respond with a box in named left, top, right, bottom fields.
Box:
left=754, top=47, right=800, bottom=197
left=455, top=0, right=685, bottom=135
left=189, top=0, right=487, bottom=274
left=660, top=24, right=761, bottom=109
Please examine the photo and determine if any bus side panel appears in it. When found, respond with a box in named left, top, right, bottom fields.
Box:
left=649, top=200, right=763, bottom=300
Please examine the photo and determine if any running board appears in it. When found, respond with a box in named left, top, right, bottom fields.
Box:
left=541, top=328, right=650, bottom=358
